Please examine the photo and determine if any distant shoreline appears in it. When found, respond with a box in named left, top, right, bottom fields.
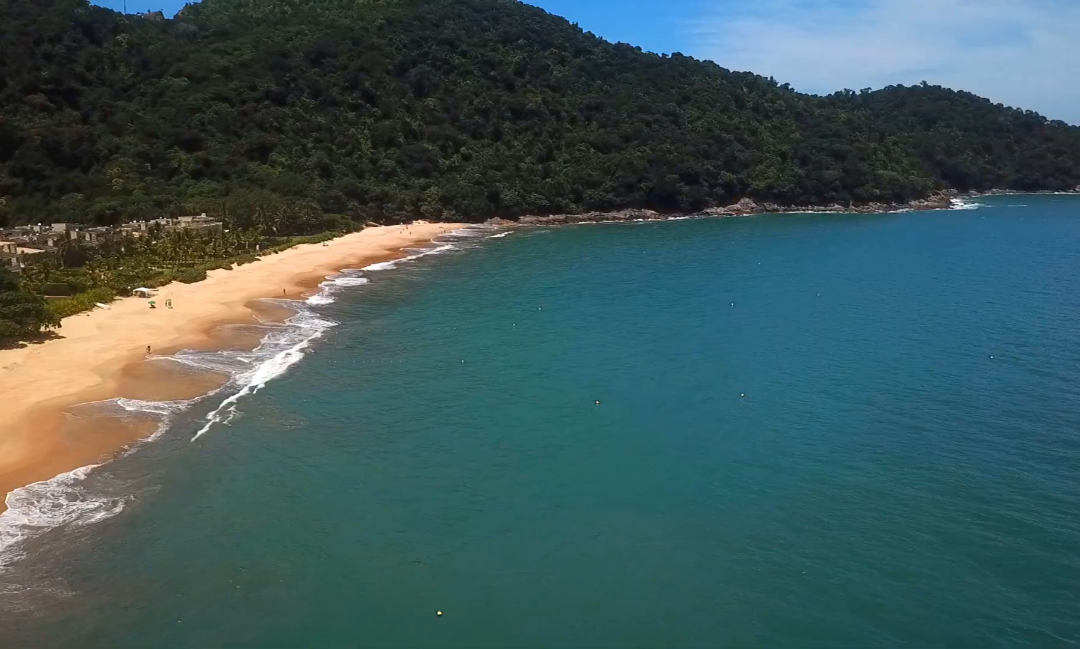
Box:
left=0, top=223, right=465, bottom=521
left=493, top=189, right=1079, bottom=226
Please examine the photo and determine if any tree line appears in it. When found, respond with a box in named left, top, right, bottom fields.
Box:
left=3, top=0, right=1080, bottom=341
left=1, top=0, right=1078, bottom=229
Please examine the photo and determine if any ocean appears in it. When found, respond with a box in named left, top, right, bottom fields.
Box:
left=2, top=195, right=1079, bottom=645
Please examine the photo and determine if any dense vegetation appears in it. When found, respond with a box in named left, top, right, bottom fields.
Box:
left=0, top=216, right=344, bottom=344
left=0, top=265, right=58, bottom=341
left=2, top=0, right=1080, bottom=340
left=1, top=0, right=1079, bottom=229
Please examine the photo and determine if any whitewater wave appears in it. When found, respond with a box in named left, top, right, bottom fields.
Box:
left=362, top=243, right=457, bottom=271
left=0, top=397, right=194, bottom=572
left=192, top=309, right=335, bottom=440
left=949, top=198, right=984, bottom=211
left=192, top=230, right=482, bottom=438
left=487, top=231, right=512, bottom=239
left=304, top=274, right=370, bottom=306
left=0, top=465, right=126, bottom=571
left=0, top=227, right=485, bottom=573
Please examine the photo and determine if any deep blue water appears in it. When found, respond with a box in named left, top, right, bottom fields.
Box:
left=3, top=196, right=1080, bottom=646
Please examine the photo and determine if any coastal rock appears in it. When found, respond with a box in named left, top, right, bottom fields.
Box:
left=906, top=192, right=953, bottom=210
left=512, top=189, right=974, bottom=227
left=620, top=208, right=662, bottom=221
left=701, top=197, right=763, bottom=217
left=519, top=208, right=667, bottom=225
left=518, top=215, right=567, bottom=225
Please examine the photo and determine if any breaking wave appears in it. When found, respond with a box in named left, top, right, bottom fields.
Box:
left=0, top=227, right=484, bottom=575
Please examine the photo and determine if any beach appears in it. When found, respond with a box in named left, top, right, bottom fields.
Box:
left=0, top=223, right=464, bottom=514
left=4, top=197, right=1080, bottom=645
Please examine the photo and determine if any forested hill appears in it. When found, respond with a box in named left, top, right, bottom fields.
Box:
left=2, top=0, right=1079, bottom=226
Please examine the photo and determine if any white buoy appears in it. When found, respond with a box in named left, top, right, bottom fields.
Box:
left=740, top=393, right=746, bottom=398
left=989, top=355, right=994, bottom=359
left=437, top=611, right=443, bottom=617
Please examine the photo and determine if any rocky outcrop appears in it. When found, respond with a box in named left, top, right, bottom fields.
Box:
left=501, top=190, right=968, bottom=228
left=701, top=197, right=765, bottom=216
left=517, top=208, right=663, bottom=225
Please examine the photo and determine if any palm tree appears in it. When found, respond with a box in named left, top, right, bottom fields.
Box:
left=56, top=236, right=75, bottom=268
left=21, top=262, right=46, bottom=288
left=24, top=254, right=60, bottom=287
left=84, top=259, right=115, bottom=288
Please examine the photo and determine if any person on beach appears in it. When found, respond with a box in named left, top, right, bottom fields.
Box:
left=146, top=345, right=151, bottom=356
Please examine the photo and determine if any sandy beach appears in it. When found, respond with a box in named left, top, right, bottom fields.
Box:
left=0, top=223, right=465, bottom=514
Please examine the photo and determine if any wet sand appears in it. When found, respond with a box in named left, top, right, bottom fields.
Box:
left=0, top=223, right=465, bottom=513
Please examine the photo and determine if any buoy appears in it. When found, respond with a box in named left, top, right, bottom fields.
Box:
left=730, top=302, right=735, bottom=307
left=437, top=611, right=443, bottom=617
left=461, top=359, right=465, bottom=363
left=989, top=355, right=994, bottom=359
left=740, top=393, right=746, bottom=398
left=595, top=400, right=600, bottom=405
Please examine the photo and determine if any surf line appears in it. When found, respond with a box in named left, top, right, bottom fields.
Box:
left=191, top=229, right=481, bottom=441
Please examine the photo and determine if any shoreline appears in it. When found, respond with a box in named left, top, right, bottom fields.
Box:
left=496, top=189, right=1079, bottom=226
left=0, top=223, right=465, bottom=516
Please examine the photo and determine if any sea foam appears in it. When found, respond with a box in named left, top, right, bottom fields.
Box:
left=362, top=243, right=458, bottom=272
left=949, top=198, right=984, bottom=211
left=192, top=309, right=335, bottom=440
left=0, top=228, right=483, bottom=569
left=0, top=398, right=194, bottom=571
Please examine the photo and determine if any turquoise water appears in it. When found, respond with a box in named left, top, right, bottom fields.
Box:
left=3, top=196, right=1080, bottom=645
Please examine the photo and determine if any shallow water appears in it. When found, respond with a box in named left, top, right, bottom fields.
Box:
left=3, top=197, right=1080, bottom=645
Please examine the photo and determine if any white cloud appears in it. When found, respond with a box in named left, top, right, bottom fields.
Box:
left=686, top=0, right=1080, bottom=123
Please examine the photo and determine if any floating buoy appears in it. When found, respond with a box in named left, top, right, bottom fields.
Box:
left=740, top=393, right=746, bottom=398
left=730, top=302, right=735, bottom=307
left=595, top=400, right=600, bottom=405
left=989, top=355, right=994, bottom=359
left=437, top=611, right=443, bottom=617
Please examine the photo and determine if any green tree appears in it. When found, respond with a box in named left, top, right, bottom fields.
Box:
left=0, top=266, right=59, bottom=341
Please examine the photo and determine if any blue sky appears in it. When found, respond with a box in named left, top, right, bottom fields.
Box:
left=94, top=0, right=1080, bottom=124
